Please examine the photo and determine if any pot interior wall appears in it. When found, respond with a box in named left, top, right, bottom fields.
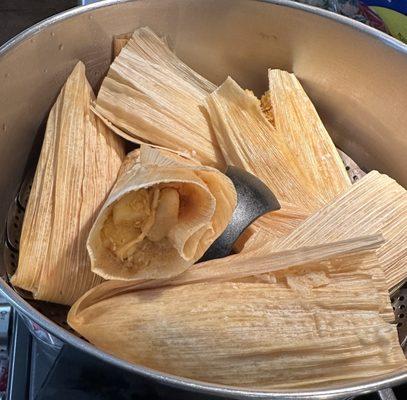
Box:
left=0, top=0, right=407, bottom=396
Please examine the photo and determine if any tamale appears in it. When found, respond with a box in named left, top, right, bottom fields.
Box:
left=68, top=235, right=406, bottom=388
left=69, top=235, right=386, bottom=306
left=103, top=28, right=352, bottom=250
left=206, top=74, right=352, bottom=247
left=268, top=171, right=407, bottom=290
left=206, top=77, right=321, bottom=211
left=87, top=144, right=236, bottom=280
left=96, top=27, right=224, bottom=168
left=267, top=69, right=351, bottom=203
left=234, top=149, right=361, bottom=252
left=11, top=62, right=125, bottom=305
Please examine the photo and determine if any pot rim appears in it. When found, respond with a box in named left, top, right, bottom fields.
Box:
left=1, top=1, right=407, bottom=398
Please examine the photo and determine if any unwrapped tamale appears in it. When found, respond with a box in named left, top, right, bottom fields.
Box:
left=68, top=235, right=406, bottom=388
left=11, top=62, right=125, bottom=305
left=87, top=145, right=236, bottom=280
left=95, top=27, right=224, bottom=168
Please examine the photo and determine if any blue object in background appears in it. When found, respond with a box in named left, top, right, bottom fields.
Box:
left=362, top=0, right=407, bottom=15
left=80, top=0, right=101, bottom=4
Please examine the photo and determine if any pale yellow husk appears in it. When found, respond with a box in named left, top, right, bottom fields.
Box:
left=254, top=171, right=407, bottom=290
left=96, top=27, right=225, bottom=168
left=87, top=145, right=236, bottom=281
left=68, top=235, right=406, bottom=388
left=104, top=28, right=354, bottom=250
left=11, top=62, right=125, bottom=305
left=206, top=77, right=322, bottom=212
left=267, top=69, right=351, bottom=204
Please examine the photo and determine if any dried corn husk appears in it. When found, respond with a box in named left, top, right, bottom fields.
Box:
left=96, top=27, right=224, bottom=168
left=234, top=149, right=361, bottom=252
left=206, top=77, right=321, bottom=211
left=267, top=69, right=351, bottom=203
left=11, top=62, right=125, bottom=305
left=68, top=235, right=405, bottom=388
left=70, top=234, right=386, bottom=301
left=87, top=145, right=236, bottom=280
left=267, top=171, right=407, bottom=290
left=240, top=227, right=279, bottom=252
left=103, top=28, right=352, bottom=252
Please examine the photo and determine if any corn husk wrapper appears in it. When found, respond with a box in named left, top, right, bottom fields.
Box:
left=87, top=145, right=236, bottom=280
left=262, top=171, right=407, bottom=290
left=267, top=69, right=351, bottom=203
left=180, top=234, right=393, bottom=322
left=234, top=149, right=362, bottom=253
left=68, top=235, right=405, bottom=388
left=11, top=62, right=125, bottom=305
left=104, top=28, right=351, bottom=250
left=206, top=77, right=321, bottom=212
left=96, top=27, right=224, bottom=168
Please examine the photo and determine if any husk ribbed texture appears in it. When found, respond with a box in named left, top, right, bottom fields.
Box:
left=69, top=235, right=406, bottom=388
left=11, top=62, right=125, bottom=305
left=96, top=27, right=224, bottom=168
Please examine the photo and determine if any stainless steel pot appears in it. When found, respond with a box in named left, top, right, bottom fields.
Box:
left=1, top=0, right=407, bottom=398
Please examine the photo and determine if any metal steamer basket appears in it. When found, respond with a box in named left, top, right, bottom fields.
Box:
left=1, top=1, right=407, bottom=399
